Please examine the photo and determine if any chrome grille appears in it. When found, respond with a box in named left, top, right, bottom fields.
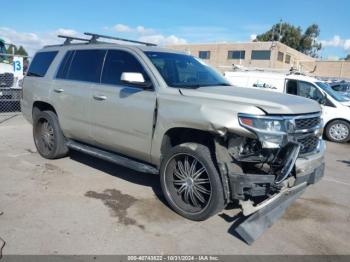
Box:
left=297, top=135, right=319, bottom=155
left=295, top=117, right=321, bottom=130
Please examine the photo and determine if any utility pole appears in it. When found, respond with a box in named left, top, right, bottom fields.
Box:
left=279, top=19, right=283, bottom=42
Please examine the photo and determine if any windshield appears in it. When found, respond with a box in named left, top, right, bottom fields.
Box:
left=145, top=51, right=230, bottom=88
left=316, top=82, right=350, bottom=102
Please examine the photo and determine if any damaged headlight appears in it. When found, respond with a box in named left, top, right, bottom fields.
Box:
left=238, top=114, right=287, bottom=148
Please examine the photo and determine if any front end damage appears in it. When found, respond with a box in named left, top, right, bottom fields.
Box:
left=214, top=113, right=325, bottom=244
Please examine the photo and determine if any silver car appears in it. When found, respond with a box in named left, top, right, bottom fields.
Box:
left=21, top=33, right=325, bottom=244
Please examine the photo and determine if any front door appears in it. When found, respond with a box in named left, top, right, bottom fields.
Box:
left=90, top=49, right=156, bottom=162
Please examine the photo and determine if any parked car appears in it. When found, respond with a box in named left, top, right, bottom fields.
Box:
left=21, top=33, right=325, bottom=244
left=0, top=38, right=23, bottom=110
left=329, top=81, right=350, bottom=98
left=224, top=71, right=350, bottom=143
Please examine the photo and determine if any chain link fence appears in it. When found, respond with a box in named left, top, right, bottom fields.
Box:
left=0, top=52, right=28, bottom=124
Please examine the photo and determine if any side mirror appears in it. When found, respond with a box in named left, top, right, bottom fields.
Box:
left=120, top=72, right=152, bottom=89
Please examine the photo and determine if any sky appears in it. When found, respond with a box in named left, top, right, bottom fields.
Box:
left=0, top=0, right=349, bottom=59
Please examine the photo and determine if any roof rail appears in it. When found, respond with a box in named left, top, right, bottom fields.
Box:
left=84, top=32, right=157, bottom=46
left=58, top=35, right=90, bottom=45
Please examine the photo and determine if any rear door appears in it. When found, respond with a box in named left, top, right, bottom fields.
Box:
left=51, top=49, right=106, bottom=143
left=89, top=49, right=156, bottom=162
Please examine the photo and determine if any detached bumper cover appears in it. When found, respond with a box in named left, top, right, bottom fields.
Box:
left=235, top=182, right=307, bottom=245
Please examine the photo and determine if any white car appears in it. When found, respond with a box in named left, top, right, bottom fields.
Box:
left=224, top=71, right=350, bottom=143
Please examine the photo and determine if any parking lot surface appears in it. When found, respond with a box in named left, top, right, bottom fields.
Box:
left=0, top=115, right=350, bottom=255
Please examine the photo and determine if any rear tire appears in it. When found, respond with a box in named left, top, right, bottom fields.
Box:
left=33, top=110, right=69, bottom=159
left=160, top=143, right=225, bottom=221
left=325, top=120, right=350, bottom=143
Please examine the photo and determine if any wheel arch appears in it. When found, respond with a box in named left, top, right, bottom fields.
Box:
left=324, top=118, right=350, bottom=140
left=32, top=101, right=57, bottom=115
left=160, top=127, right=217, bottom=159
left=324, top=118, right=350, bottom=130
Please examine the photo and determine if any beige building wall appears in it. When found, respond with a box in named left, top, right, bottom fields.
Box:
left=166, top=41, right=315, bottom=73
left=166, top=42, right=350, bottom=79
left=300, top=60, right=350, bottom=79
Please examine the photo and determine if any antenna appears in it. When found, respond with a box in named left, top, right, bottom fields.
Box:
left=84, top=32, right=157, bottom=46
left=58, top=35, right=90, bottom=45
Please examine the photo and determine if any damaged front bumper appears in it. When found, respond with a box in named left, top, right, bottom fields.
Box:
left=229, top=140, right=325, bottom=244
left=228, top=140, right=325, bottom=215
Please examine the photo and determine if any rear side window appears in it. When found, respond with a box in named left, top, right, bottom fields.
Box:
left=27, top=51, right=58, bottom=77
left=65, top=49, right=106, bottom=83
left=101, top=50, right=150, bottom=85
left=56, top=50, right=74, bottom=79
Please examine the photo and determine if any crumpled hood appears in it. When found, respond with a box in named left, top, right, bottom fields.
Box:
left=180, top=85, right=321, bottom=115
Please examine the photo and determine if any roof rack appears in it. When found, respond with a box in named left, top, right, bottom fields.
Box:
left=84, top=32, right=157, bottom=46
left=58, top=35, right=90, bottom=45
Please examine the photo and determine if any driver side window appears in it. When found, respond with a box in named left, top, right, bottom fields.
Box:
left=101, top=50, right=150, bottom=86
left=297, top=81, right=323, bottom=102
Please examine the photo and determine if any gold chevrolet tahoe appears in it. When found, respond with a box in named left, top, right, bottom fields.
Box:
left=21, top=33, right=325, bottom=244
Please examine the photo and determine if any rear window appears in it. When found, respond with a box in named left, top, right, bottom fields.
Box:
left=27, top=51, right=58, bottom=77
left=65, top=49, right=106, bottom=83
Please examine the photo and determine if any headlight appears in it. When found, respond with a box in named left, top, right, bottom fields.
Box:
left=238, top=114, right=287, bottom=148
left=238, top=115, right=286, bottom=134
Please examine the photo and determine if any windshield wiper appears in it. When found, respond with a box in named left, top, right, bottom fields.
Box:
left=171, top=83, right=231, bottom=89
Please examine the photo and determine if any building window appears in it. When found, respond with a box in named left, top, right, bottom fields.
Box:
left=251, top=50, right=271, bottom=60
left=228, top=50, right=245, bottom=60
left=285, top=54, right=291, bottom=64
left=199, top=51, right=210, bottom=59
left=277, top=51, right=284, bottom=62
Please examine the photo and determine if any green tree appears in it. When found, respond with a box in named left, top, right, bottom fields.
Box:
left=345, top=54, right=350, bottom=61
left=6, top=45, right=29, bottom=63
left=15, top=46, right=28, bottom=57
left=6, top=45, right=17, bottom=55
left=255, top=22, right=322, bottom=57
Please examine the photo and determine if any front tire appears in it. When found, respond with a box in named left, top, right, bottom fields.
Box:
left=325, top=120, right=350, bottom=143
left=160, top=143, right=225, bottom=221
left=33, top=110, right=69, bottom=159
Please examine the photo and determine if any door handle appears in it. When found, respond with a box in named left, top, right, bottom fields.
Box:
left=53, top=88, right=64, bottom=93
left=93, top=95, right=107, bottom=101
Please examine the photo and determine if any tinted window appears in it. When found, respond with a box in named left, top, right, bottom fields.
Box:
left=228, top=50, right=245, bottom=59
left=101, top=50, right=150, bottom=86
left=286, top=80, right=298, bottom=95
left=198, top=51, right=210, bottom=59
left=251, top=50, right=271, bottom=60
left=67, top=49, right=106, bottom=83
left=27, top=51, right=58, bottom=77
left=56, top=50, right=74, bottom=79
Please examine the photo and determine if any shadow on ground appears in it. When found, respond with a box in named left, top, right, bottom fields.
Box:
left=69, top=150, right=249, bottom=242
left=69, top=150, right=167, bottom=204
left=337, top=160, right=350, bottom=167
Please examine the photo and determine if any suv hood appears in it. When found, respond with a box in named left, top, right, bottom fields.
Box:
left=180, top=85, right=321, bottom=115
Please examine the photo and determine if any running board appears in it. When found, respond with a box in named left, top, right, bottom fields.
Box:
left=66, top=140, right=159, bottom=175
